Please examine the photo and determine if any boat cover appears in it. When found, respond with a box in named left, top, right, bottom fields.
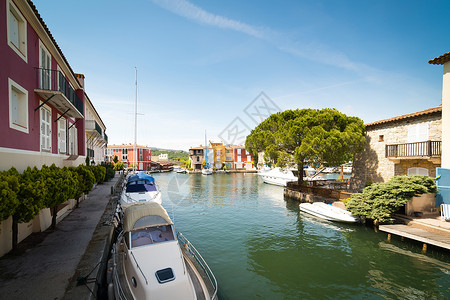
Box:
left=127, top=172, right=155, bottom=184
left=125, top=183, right=157, bottom=193
left=123, top=202, right=173, bottom=232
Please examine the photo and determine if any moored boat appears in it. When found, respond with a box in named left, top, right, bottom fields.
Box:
left=110, top=202, right=218, bottom=299
left=120, top=172, right=162, bottom=208
left=258, top=167, right=297, bottom=186
left=202, top=168, right=213, bottom=175
left=299, top=202, right=361, bottom=223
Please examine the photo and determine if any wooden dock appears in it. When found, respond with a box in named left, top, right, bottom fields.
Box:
left=379, top=224, right=450, bottom=251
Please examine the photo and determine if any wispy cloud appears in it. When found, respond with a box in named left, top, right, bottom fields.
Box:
left=151, top=0, right=375, bottom=76
left=151, top=0, right=266, bottom=39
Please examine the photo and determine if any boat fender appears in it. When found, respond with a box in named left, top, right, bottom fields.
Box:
left=108, top=282, right=115, bottom=300
left=106, top=267, right=113, bottom=285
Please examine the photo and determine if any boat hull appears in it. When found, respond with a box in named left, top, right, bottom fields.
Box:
left=299, top=202, right=360, bottom=223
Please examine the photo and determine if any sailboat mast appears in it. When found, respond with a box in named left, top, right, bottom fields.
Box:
left=133, top=67, right=137, bottom=172
left=204, top=130, right=207, bottom=168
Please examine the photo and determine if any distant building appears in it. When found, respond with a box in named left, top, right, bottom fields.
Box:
left=233, top=146, right=255, bottom=170
left=189, top=146, right=204, bottom=170
left=351, top=106, right=442, bottom=191
left=158, top=153, right=168, bottom=161
left=210, top=141, right=226, bottom=169
left=106, top=144, right=152, bottom=170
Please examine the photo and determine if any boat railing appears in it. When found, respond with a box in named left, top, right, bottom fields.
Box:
left=177, top=232, right=218, bottom=300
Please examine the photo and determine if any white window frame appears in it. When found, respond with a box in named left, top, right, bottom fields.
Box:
left=40, top=104, right=52, bottom=152
left=247, top=155, right=252, bottom=162
left=7, top=0, right=27, bottom=62
left=58, top=116, right=67, bottom=154
left=39, top=40, right=52, bottom=90
left=8, top=78, right=28, bottom=133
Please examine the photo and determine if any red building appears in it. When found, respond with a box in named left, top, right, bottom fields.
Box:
left=106, top=144, right=152, bottom=171
left=0, top=0, right=86, bottom=171
left=233, top=146, right=254, bottom=170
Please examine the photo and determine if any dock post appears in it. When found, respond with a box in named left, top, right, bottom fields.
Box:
left=387, top=234, right=391, bottom=242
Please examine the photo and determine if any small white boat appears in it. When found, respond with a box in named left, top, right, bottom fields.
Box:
left=258, top=167, right=297, bottom=186
left=120, top=172, right=162, bottom=208
left=304, top=166, right=316, bottom=177
left=299, top=202, right=360, bottom=223
left=202, top=168, right=213, bottom=175
left=176, top=168, right=187, bottom=174
left=110, top=202, right=218, bottom=300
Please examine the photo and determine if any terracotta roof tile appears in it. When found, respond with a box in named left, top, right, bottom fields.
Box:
left=429, top=51, right=450, bottom=65
left=365, top=106, right=442, bottom=127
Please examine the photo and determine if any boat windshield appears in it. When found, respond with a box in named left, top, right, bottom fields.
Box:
left=130, top=225, right=175, bottom=248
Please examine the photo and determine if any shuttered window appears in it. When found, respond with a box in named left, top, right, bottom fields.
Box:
left=58, top=118, right=67, bottom=153
left=40, top=107, right=51, bottom=151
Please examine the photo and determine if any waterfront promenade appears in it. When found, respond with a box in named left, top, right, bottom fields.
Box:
left=0, top=175, right=119, bottom=300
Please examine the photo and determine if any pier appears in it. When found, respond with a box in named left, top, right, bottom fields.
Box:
left=379, top=216, right=450, bottom=252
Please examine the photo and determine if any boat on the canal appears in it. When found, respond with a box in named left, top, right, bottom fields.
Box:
left=258, top=167, right=297, bottom=186
left=110, top=202, right=218, bottom=300
left=202, top=168, right=213, bottom=175
left=120, top=172, right=162, bottom=208
left=299, top=202, right=361, bottom=223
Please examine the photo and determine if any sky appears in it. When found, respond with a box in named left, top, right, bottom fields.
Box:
left=34, top=0, right=450, bottom=151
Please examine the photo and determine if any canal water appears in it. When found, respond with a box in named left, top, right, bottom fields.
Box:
left=152, top=172, right=450, bottom=299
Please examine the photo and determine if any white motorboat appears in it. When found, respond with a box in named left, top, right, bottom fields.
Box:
left=304, top=166, right=316, bottom=177
left=258, top=167, right=298, bottom=186
left=110, top=202, right=218, bottom=300
left=120, top=172, right=162, bottom=208
left=202, top=168, right=213, bottom=175
left=299, top=202, right=360, bottom=223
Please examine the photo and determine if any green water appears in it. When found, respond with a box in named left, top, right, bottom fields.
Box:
left=153, top=172, right=450, bottom=299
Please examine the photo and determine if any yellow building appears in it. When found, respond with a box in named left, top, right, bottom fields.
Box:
left=209, top=141, right=226, bottom=170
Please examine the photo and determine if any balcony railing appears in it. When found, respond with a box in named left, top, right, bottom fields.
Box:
left=35, top=68, right=84, bottom=116
left=386, top=140, right=441, bottom=158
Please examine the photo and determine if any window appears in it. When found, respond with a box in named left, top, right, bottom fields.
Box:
left=40, top=106, right=51, bottom=151
left=408, top=124, right=428, bottom=143
left=247, top=155, right=252, bottom=162
left=407, top=167, right=429, bottom=176
left=68, top=125, right=77, bottom=155
left=8, top=78, right=28, bottom=133
left=378, top=135, right=384, bottom=142
left=237, top=156, right=241, bottom=162
left=197, top=156, right=199, bottom=162
left=58, top=117, right=67, bottom=153
left=7, top=0, right=27, bottom=62
left=39, top=41, right=51, bottom=90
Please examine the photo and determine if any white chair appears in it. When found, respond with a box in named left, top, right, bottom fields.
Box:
left=440, top=204, right=450, bottom=221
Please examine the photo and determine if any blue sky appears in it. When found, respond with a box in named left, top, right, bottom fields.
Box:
left=34, top=0, right=449, bottom=151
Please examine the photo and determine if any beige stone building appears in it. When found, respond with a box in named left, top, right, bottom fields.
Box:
left=351, top=106, right=442, bottom=191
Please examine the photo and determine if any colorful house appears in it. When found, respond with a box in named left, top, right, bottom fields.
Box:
left=189, top=146, right=204, bottom=170
left=0, top=0, right=91, bottom=171
left=209, top=141, right=226, bottom=169
left=233, top=145, right=255, bottom=170
left=106, top=144, right=152, bottom=170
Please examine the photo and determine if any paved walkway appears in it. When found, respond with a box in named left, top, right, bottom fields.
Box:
left=0, top=175, right=119, bottom=300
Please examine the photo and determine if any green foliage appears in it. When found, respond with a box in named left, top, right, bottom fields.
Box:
left=113, top=155, right=119, bottom=164
left=101, top=162, right=115, bottom=181
left=41, top=164, right=77, bottom=209
left=246, top=108, right=366, bottom=182
left=90, top=165, right=106, bottom=184
left=345, top=175, right=437, bottom=223
left=0, top=168, right=20, bottom=221
left=75, top=165, right=95, bottom=194
left=114, top=162, right=125, bottom=171
left=16, top=167, right=46, bottom=223
left=151, top=148, right=189, bottom=161
left=85, top=155, right=90, bottom=166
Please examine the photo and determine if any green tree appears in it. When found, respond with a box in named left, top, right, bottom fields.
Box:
left=113, top=155, right=119, bottom=164
left=114, top=162, right=124, bottom=171
left=345, top=175, right=437, bottom=224
left=245, top=108, right=366, bottom=183
left=41, top=164, right=78, bottom=229
left=13, top=167, right=46, bottom=248
left=0, top=169, right=20, bottom=222
left=90, top=165, right=106, bottom=184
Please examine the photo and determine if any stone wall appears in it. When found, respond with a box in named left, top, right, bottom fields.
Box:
left=351, top=112, right=441, bottom=191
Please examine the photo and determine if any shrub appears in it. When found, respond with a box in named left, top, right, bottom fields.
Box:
left=345, top=175, right=436, bottom=224
left=90, top=165, right=106, bottom=184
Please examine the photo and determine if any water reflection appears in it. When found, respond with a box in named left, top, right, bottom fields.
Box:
left=151, top=172, right=450, bottom=299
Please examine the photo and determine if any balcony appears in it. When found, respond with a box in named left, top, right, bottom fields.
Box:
left=34, top=68, right=84, bottom=118
left=386, top=141, right=441, bottom=159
